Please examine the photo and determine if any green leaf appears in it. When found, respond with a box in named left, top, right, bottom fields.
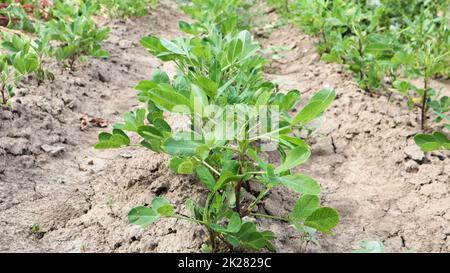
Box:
left=195, top=76, right=218, bottom=99
left=279, top=135, right=309, bottom=149
left=135, top=80, right=158, bottom=92
left=123, top=109, right=146, bottom=132
left=177, top=158, right=195, bottom=174
left=227, top=212, right=242, bottom=233
left=304, top=207, right=340, bottom=234
left=291, top=194, right=320, bottom=220
left=247, top=148, right=268, bottom=170
left=94, top=133, right=130, bottom=149
left=255, top=90, right=272, bottom=106
left=195, top=165, right=216, bottom=190
left=227, top=38, right=243, bottom=64
left=98, top=132, right=112, bottom=141
left=152, top=118, right=172, bottom=133
left=293, top=88, right=336, bottom=126
left=280, top=90, right=301, bottom=111
left=414, top=132, right=450, bottom=152
left=157, top=205, right=174, bottom=216
left=276, top=174, right=320, bottom=195
left=140, top=36, right=179, bottom=60
left=190, top=84, right=208, bottom=113
left=160, top=38, right=185, bottom=55
left=13, top=54, right=38, bottom=74
left=151, top=69, right=170, bottom=84
left=128, top=206, right=160, bottom=228
left=137, top=125, right=163, bottom=140
left=233, top=222, right=273, bottom=250
left=151, top=197, right=169, bottom=210
left=179, top=21, right=195, bottom=34
left=148, top=83, right=192, bottom=112
left=151, top=197, right=174, bottom=216
left=162, top=138, right=203, bottom=156
left=275, top=146, right=311, bottom=173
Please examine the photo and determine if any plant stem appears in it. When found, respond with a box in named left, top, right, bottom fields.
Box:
left=0, top=84, right=7, bottom=105
left=171, top=215, right=205, bottom=225
left=249, top=213, right=289, bottom=222
left=421, top=76, right=429, bottom=131
left=235, top=142, right=247, bottom=216
left=194, top=157, right=221, bottom=176
left=235, top=179, right=243, bottom=215
left=248, top=125, right=291, bottom=141
left=207, top=228, right=217, bottom=252
left=244, top=187, right=272, bottom=215
left=284, top=0, right=289, bottom=14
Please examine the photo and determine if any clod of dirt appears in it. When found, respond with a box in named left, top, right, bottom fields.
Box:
left=151, top=181, right=170, bottom=195
left=41, top=144, right=65, bottom=156
left=0, top=137, right=29, bottom=155
left=405, top=160, right=419, bottom=173
left=97, top=71, right=111, bottom=83
left=404, top=145, right=425, bottom=162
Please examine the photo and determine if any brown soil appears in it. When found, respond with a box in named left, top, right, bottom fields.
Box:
left=1, top=1, right=449, bottom=253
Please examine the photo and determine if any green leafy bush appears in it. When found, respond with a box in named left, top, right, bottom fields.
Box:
left=96, top=0, right=339, bottom=252
left=43, top=0, right=110, bottom=70
left=0, top=0, right=51, bottom=32
left=1, top=32, right=54, bottom=83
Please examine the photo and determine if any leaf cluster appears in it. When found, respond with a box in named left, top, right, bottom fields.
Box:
left=97, top=0, right=340, bottom=252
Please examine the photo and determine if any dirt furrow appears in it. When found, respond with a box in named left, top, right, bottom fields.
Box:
left=0, top=1, right=206, bottom=252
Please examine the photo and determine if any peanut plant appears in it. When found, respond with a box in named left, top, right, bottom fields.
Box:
left=1, top=32, right=54, bottom=83
left=269, top=0, right=450, bottom=151
left=42, top=0, right=110, bottom=70
left=0, top=44, right=38, bottom=106
left=96, top=0, right=339, bottom=252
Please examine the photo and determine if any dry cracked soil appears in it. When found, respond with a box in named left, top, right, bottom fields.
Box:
left=0, top=0, right=449, bottom=253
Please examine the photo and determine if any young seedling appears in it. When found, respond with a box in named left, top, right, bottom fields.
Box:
left=1, top=32, right=54, bottom=84
left=30, top=223, right=40, bottom=233
left=0, top=50, right=38, bottom=106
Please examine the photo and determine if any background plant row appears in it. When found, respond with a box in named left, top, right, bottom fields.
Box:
left=0, top=0, right=158, bottom=107
left=267, top=0, right=450, bottom=151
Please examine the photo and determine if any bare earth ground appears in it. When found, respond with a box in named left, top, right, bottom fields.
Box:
left=1, top=1, right=449, bottom=252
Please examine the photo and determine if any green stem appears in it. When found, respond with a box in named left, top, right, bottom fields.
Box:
left=170, top=215, right=205, bottom=225
left=250, top=213, right=289, bottom=222
left=0, top=84, right=7, bottom=105
left=248, top=125, right=291, bottom=141
left=421, top=76, right=429, bottom=131
left=244, top=186, right=272, bottom=215
left=194, top=157, right=221, bottom=176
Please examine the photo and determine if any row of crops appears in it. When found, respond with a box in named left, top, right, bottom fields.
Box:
left=0, top=0, right=157, bottom=107
left=268, top=0, right=450, bottom=151
left=1, top=0, right=449, bottom=253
